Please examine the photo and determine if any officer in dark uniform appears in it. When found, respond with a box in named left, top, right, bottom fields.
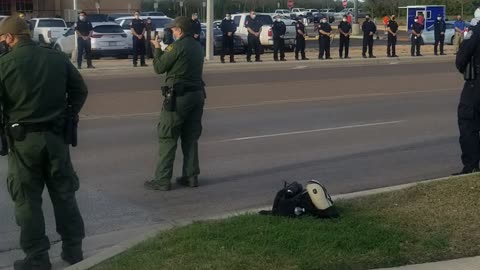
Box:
left=387, top=15, right=399, bottom=57
left=272, top=14, right=287, bottom=61
left=0, top=17, right=88, bottom=270
left=295, top=15, right=308, bottom=61
left=145, top=17, right=156, bottom=59
left=338, top=15, right=352, bottom=59
left=220, top=13, right=236, bottom=63
left=191, top=13, right=202, bottom=42
left=411, top=16, right=423, bottom=57
left=455, top=21, right=480, bottom=175
left=362, top=14, right=377, bottom=58
left=130, top=11, right=147, bottom=67
left=75, top=11, right=94, bottom=69
left=318, top=16, right=332, bottom=60
left=245, top=11, right=262, bottom=62
left=434, top=14, right=447, bottom=55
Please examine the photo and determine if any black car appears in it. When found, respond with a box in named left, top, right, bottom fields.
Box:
left=87, top=14, right=110, bottom=23
left=313, top=13, right=335, bottom=24
left=200, top=27, right=245, bottom=56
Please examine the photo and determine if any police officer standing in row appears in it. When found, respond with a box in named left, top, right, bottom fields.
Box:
left=455, top=8, right=480, bottom=175
left=362, top=14, right=376, bottom=58
left=145, top=17, right=156, bottom=59
left=130, top=11, right=147, bottom=67
left=434, top=14, right=446, bottom=56
left=220, top=13, right=236, bottom=63
left=0, top=16, right=88, bottom=270
left=191, top=13, right=201, bottom=42
left=338, top=15, right=351, bottom=59
left=387, top=15, right=399, bottom=57
left=295, top=15, right=308, bottom=61
left=146, top=16, right=206, bottom=190
left=411, top=16, right=423, bottom=57
left=245, top=11, right=262, bottom=62
left=75, top=11, right=94, bottom=69
left=318, top=16, right=332, bottom=60
left=272, top=14, right=287, bottom=62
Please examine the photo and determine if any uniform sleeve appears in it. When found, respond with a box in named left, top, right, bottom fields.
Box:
left=233, top=23, right=237, bottom=34
left=456, top=29, right=480, bottom=74
left=220, top=20, right=225, bottom=32
left=88, top=22, right=93, bottom=32
left=153, top=45, right=178, bottom=75
left=65, top=56, right=88, bottom=114
left=372, top=23, right=377, bottom=32
left=362, top=22, right=366, bottom=32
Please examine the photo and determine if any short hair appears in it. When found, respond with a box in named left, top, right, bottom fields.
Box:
left=79, top=11, right=86, bottom=15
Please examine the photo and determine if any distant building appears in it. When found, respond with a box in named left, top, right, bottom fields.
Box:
left=0, top=0, right=142, bottom=20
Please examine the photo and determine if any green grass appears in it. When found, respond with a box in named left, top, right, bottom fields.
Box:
left=92, top=175, right=480, bottom=270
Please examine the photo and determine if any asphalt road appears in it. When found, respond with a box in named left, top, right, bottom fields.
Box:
left=0, top=58, right=465, bottom=268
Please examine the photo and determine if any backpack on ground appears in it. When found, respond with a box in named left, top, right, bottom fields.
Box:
left=259, top=180, right=339, bottom=218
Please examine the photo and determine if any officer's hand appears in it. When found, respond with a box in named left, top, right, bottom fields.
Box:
left=151, top=39, right=161, bottom=49
left=441, top=32, right=444, bottom=35
left=370, top=32, right=374, bottom=36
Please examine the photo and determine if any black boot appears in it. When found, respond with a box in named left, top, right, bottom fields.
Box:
left=14, top=255, right=52, bottom=270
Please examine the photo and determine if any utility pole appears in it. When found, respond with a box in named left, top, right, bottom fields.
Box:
left=72, top=0, right=78, bottom=63
left=205, top=0, right=214, bottom=61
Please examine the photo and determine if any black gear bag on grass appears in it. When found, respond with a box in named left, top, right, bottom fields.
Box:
left=260, top=180, right=339, bottom=218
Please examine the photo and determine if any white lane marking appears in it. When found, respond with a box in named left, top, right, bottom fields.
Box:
left=217, top=120, right=405, bottom=142
left=292, top=66, right=308, bottom=70
left=80, top=88, right=456, bottom=121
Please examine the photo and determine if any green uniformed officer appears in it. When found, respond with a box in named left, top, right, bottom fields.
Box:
left=0, top=17, right=88, bottom=270
left=145, top=16, right=205, bottom=191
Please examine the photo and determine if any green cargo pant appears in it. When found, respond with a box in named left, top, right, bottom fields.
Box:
left=6, top=131, right=85, bottom=260
left=154, top=90, right=205, bottom=185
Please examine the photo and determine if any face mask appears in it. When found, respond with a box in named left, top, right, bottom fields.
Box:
left=79, top=16, right=85, bottom=21
left=226, top=16, right=231, bottom=20
left=322, top=20, right=327, bottom=23
left=135, top=15, right=140, bottom=19
left=251, top=15, right=256, bottom=19
left=414, top=19, right=418, bottom=23
left=437, top=17, right=441, bottom=20
left=343, top=19, right=347, bottom=22
left=276, top=18, right=280, bottom=22
left=392, top=17, right=395, bottom=21
left=365, top=17, right=370, bottom=21
left=193, top=16, right=198, bottom=20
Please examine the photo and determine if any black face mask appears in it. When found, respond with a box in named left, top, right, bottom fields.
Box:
left=365, top=18, right=370, bottom=21
left=0, top=41, right=8, bottom=55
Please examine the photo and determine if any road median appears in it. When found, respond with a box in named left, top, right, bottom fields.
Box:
left=69, top=174, right=480, bottom=270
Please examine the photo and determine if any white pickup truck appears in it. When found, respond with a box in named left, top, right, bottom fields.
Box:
left=30, top=18, right=68, bottom=46
left=231, top=13, right=296, bottom=51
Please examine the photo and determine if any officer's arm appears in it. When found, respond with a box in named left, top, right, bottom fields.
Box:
left=130, top=22, right=138, bottom=36
left=338, top=25, right=345, bottom=35
left=372, top=23, right=377, bottom=33
left=153, top=45, right=177, bottom=74
left=88, top=23, right=93, bottom=38
left=456, top=30, right=480, bottom=73
left=65, top=57, right=88, bottom=114
left=74, top=23, right=83, bottom=38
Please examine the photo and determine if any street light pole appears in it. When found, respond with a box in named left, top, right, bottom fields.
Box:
left=205, top=0, right=213, bottom=61
left=72, top=0, right=78, bottom=63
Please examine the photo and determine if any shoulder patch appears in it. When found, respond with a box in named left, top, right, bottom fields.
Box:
left=165, top=44, right=174, bottom=52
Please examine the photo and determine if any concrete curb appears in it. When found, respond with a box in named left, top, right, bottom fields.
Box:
left=64, top=173, right=475, bottom=270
